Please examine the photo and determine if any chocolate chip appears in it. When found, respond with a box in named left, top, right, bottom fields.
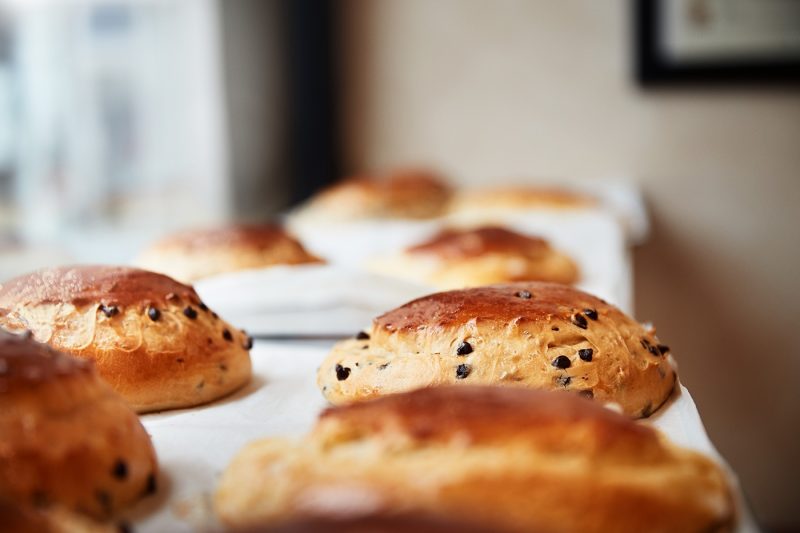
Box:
left=551, top=326, right=559, bottom=331
left=578, top=389, right=594, bottom=399
left=220, top=363, right=228, bottom=371
left=183, top=306, right=197, bottom=319
left=356, top=331, right=370, bottom=340
left=335, top=364, right=351, bottom=381
left=583, top=308, right=598, bottom=320
left=641, top=338, right=659, bottom=356
left=557, top=375, right=571, bottom=387
left=199, top=302, right=209, bottom=312
left=176, top=358, right=184, bottom=363
left=456, top=364, right=471, bottom=379
left=222, top=329, right=233, bottom=342
left=244, top=336, right=254, bottom=350
left=100, top=305, right=119, bottom=318
left=552, top=355, right=571, bottom=369
left=147, top=307, right=160, bottom=321
left=515, top=290, right=532, bottom=299
left=657, top=344, right=670, bottom=354
left=112, top=460, right=128, bottom=480
left=456, top=341, right=473, bottom=356
left=571, top=313, right=588, bottom=329
left=578, top=348, right=593, bottom=362
left=378, top=362, right=390, bottom=370
left=145, top=473, right=157, bottom=495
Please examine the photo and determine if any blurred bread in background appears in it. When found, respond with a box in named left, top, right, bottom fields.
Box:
left=215, top=386, right=734, bottom=532
left=136, top=224, right=323, bottom=283
left=449, top=185, right=596, bottom=220
left=289, top=169, right=452, bottom=225
left=367, top=225, right=579, bottom=289
left=0, top=266, right=252, bottom=413
left=0, top=330, right=158, bottom=520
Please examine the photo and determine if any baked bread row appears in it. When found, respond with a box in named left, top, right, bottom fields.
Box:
left=136, top=223, right=580, bottom=289
left=289, top=168, right=595, bottom=225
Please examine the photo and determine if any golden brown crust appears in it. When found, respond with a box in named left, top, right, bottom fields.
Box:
left=318, top=282, right=676, bottom=418
left=137, top=224, right=323, bottom=283
left=406, top=226, right=550, bottom=259
left=0, top=265, right=197, bottom=307
left=290, top=169, right=452, bottom=222
left=235, top=513, right=515, bottom=533
left=215, top=386, right=736, bottom=532
left=0, top=331, right=158, bottom=521
left=369, top=226, right=579, bottom=288
left=449, top=186, right=596, bottom=214
left=0, top=267, right=252, bottom=413
left=319, top=386, right=656, bottom=452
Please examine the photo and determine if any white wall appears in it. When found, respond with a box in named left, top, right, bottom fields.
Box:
left=339, top=0, right=800, bottom=526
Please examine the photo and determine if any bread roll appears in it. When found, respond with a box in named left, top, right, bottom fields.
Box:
left=0, top=331, right=158, bottom=520
left=318, top=282, right=675, bottom=418
left=449, top=185, right=595, bottom=216
left=368, top=226, right=579, bottom=289
left=289, top=169, right=451, bottom=224
left=0, top=266, right=252, bottom=412
left=136, top=224, right=323, bottom=283
left=215, top=386, right=735, bottom=532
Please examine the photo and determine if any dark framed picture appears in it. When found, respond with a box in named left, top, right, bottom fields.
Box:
left=634, top=0, right=800, bottom=85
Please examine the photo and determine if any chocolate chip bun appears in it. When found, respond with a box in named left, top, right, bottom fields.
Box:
left=0, top=266, right=252, bottom=412
left=289, top=169, right=451, bottom=224
left=0, top=331, right=158, bottom=520
left=318, top=282, right=676, bottom=418
left=136, top=224, right=323, bottom=283
left=215, top=386, right=735, bottom=532
left=449, top=185, right=595, bottom=216
left=368, top=226, right=579, bottom=289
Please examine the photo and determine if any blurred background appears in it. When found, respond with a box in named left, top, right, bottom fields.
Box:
left=0, top=0, right=798, bottom=529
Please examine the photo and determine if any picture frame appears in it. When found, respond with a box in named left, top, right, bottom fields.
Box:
left=634, top=0, right=800, bottom=85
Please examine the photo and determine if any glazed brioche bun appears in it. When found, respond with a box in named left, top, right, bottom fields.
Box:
left=0, top=266, right=252, bottom=412
left=318, top=282, right=675, bottom=418
left=289, top=169, right=452, bottom=224
left=215, top=386, right=735, bottom=532
left=0, top=331, right=158, bottom=520
left=136, top=224, right=323, bottom=283
left=367, top=225, right=579, bottom=289
left=449, top=185, right=595, bottom=216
